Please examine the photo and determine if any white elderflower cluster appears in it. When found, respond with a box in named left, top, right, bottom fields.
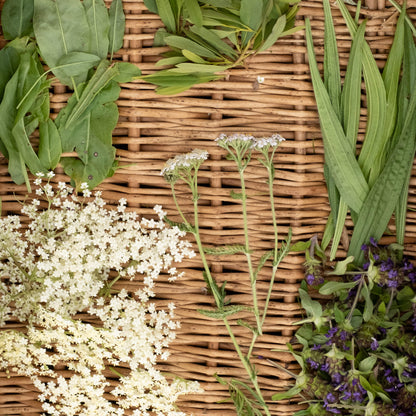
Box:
left=0, top=174, right=201, bottom=415
left=0, top=176, right=195, bottom=324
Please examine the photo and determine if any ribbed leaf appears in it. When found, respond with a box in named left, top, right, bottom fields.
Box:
left=348, top=82, right=416, bottom=263
left=305, top=19, right=369, bottom=214
left=108, top=0, right=125, bottom=58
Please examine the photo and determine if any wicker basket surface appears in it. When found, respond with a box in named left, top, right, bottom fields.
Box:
left=1, top=0, right=416, bottom=415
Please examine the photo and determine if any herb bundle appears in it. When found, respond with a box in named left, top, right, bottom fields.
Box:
left=0, top=0, right=141, bottom=191
left=142, top=0, right=302, bottom=94
left=274, top=239, right=416, bottom=416
left=274, top=1, right=416, bottom=414
left=0, top=173, right=200, bottom=415
left=305, top=0, right=416, bottom=264
left=162, top=134, right=291, bottom=416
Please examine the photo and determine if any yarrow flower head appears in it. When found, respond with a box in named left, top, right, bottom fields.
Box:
left=251, top=134, right=285, bottom=150
left=0, top=174, right=201, bottom=415
left=161, top=149, right=208, bottom=183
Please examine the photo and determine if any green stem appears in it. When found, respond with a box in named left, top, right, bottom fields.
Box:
left=239, top=168, right=262, bottom=335
left=346, top=276, right=364, bottom=322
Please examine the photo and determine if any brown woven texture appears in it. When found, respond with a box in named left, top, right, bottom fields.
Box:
left=1, top=0, right=416, bottom=415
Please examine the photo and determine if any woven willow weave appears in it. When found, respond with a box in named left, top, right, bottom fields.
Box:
left=1, top=0, right=416, bottom=415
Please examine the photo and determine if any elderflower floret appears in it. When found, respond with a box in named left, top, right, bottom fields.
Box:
left=0, top=174, right=201, bottom=415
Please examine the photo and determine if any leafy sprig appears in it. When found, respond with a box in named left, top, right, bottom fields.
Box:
left=0, top=0, right=141, bottom=191
left=142, top=0, right=303, bottom=94
left=161, top=133, right=290, bottom=415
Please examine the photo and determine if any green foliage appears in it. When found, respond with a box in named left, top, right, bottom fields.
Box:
left=277, top=240, right=416, bottom=415
left=142, top=0, right=303, bottom=94
left=306, top=0, right=416, bottom=264
left=0, top=0, right=141, bottom=190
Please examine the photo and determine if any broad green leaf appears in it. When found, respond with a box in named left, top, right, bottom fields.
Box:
left=112, top=62, right=141, bottom=83
left=60, top=101, right=119, bottom=191
left=38, top=119, right=62, bottom=170
left=1, top=0, right=34, bottom=40
left=299, top=288, right=322, bottom=317
left=327, top=256, right=355, bottom=275
left=155, top=0, right=177, bottom=33
left=199, top=0, right=234, bottom=7
left=258, top=15, right=286, bottom=52
left=143, top=0, right=158, bottom=14
left=165, top=35, right=220, bottom=59
left=108, top=0, right=125, bottom=59
left=319, top=280, right=357, bottom=296
left=171, top=62, right=230, bottom=73
left=0, top=46, right=20, bottom=101
left=184, top=0, right=203, bottom=26
left=33, top=0, right=90, bottom=87
left=240, top=0, right=262, bottom=31
left=83, top=0, right=110, bottom=59
left=190, top=25, right=238, bottom=59
left=359, top=356, right=377, bottom=373
left=305, top=19, right=369, bottom=213
left=56, top=52, right=101, bottom=80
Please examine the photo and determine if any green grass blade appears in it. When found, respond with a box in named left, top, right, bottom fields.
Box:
left=306, top=19, right=369, bottom=214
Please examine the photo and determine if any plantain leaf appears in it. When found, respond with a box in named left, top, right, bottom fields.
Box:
left=112, top=61, right=141, bottom=83
left=1, top=0, right=34, bottom=40
left=305, top=19, right=369, bottom=214
left=0, top=45, right=20, bottom=101
left=240, top=0, right=262, bottom=31
left=348, top=81, right=416, bottom=263
left=108, top=0, right=125, bottom=59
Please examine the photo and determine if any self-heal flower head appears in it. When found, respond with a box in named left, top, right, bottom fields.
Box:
left=161, top=149, right=208, bottom=183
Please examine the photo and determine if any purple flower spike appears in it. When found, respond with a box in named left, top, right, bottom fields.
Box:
left=370, top=337, right=379, bottom=351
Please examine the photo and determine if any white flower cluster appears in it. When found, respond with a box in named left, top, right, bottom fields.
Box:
left=0, top=174, right=201, bottom=415
left=215, top=133, right=285, bottom=150
left=161, top=149, right=209, bottom=177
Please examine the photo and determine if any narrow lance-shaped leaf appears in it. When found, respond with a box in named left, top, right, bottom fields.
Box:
left=154, top=0, right=177, bottom=33
left=330, top=21, right=365, bottom=259
left=395, top=23, right=416, bottom=245
left=336, top=0, right=387, bottom=187
left=183, top=0, right=203, bottom=27
left=321, top=0, right=342, bottom=253
left=348, top=80, right=416, bottom=263
left=305, top=19, right=369, bottom=214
